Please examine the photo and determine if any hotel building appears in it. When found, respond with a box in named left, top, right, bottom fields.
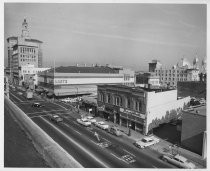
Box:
left=149, top=58, right=200, bottom=87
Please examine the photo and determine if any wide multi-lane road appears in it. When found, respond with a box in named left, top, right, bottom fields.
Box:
left=7, top=87, right=175, bottom=168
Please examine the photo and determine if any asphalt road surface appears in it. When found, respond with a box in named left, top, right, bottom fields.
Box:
left=7, top=87, right=176, bottom=168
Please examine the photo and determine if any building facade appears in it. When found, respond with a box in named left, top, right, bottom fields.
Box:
left=97, top=84, right=190, bottom=135
left=38, top=65, right=135, bottom=96
left=149, top=58, right=200, bottom=87
left=20, top=64, right=50, bottom=86
left=181, top=105, right=206, bottom=158
left=7, top=19, right=43, bottom=85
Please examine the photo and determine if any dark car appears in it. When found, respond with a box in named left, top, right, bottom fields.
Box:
left=50, top=114, right=63, bottom=123
left=31, top=103, right=45, bottom=107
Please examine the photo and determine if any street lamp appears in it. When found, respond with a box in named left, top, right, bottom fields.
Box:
left=128, top=124, right=131, bottom=136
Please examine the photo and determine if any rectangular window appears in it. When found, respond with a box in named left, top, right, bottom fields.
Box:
left=115, top=96, right=122, bottom=106
left=106, top=94, right=111, bottom=103
left=127, top=98, right=131, bottom=109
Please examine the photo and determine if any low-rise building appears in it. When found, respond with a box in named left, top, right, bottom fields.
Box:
left=97, top=84, right=190, bottom=135
left=38, top=65, right=135, bottom=96
left=181, top=105, right=206, bottom=158
left=20, top=64, right=50, bottom=87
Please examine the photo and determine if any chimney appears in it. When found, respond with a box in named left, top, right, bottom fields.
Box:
left=84, top=64, right=86, bottom=67
left=92, top=64, right=95, bottom=67
left=76, top=64, right=79, bottom=67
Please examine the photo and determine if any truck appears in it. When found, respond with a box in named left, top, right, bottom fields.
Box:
left=25, top=91, right=33, bottom=100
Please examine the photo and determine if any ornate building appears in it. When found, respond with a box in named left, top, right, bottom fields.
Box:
left=7, top=19, right=43, bottom=85
left=149, top=58, right=200, bottom=87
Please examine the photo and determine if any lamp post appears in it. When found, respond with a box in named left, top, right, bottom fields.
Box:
left=75, top=87, right=79, bottom=113
left=128, top=123, right=131, bottom=136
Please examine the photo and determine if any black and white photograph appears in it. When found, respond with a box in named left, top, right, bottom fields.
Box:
left=3, top=0, right=208, bottom=169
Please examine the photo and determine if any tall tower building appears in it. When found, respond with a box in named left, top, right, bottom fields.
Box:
left=7, top=19, right=43, bottom=85
left=21, top=19, right=30, bottom=38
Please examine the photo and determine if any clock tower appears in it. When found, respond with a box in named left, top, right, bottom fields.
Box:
left=21, top=18, right=30, bottom=38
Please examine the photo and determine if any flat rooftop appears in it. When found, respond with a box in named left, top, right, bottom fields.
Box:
left=185, top=105, right=206, bottom=116
left=46, top=66, right=119, bottom=74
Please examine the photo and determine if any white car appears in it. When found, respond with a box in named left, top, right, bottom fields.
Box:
left=161, top=154, right=196, bottom=169
left=134, top=136, right=160, bottom=149
left=85, top=116, right=97, bottom=123
left=95, top=121, right=109, bottom=130
left=17, top=92, right=23, bottom=95
left=77, top=118, right=91, bottom=127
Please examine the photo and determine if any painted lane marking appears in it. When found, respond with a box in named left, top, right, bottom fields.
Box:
left=123, top=149, right=136, bottom=157
left=63, top=123, right=83, bottom=136
left=121, top=155, right=136, bottom=163
left=102, top=138, right=111, bottom=144
left=40, top=117, right=110, bottom=168
left=152, top=165, right=158, bottom=168
left=10, top=93, right=24, bottom=102
left=30, top=114, right=51, bottom=119
left=110, top=153, right=129, bottom=164
left=90, top=140, right=98, bottom=146
left=51, top=102, right=68, bottom=110
left=27, top=109, right=65, bottom=115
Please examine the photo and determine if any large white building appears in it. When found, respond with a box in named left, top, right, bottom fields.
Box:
left=38, top=65, right=135, bottom=96
left=149, top=58, right=200, bottom=87
left=7, top=19, right=43, bottom=85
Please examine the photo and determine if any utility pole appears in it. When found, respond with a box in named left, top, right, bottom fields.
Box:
left=53, top=58, right=55, bottom=101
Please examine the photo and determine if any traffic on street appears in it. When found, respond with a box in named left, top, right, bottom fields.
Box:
left=7, top=86, right=176, bottom=168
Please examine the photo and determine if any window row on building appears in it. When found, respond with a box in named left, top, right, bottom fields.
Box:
left=20, top=59, right=36, bottom=62
left=20, top=47, right=36, bottom=54
left=98, top=92, right=143, bottom=112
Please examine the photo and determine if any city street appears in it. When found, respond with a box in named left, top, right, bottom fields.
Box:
left=7, top=87, right=175, bottom=168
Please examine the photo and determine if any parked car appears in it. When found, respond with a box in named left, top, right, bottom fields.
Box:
left=31, top=102, right=45, bottom=107
left=85, top=116, right=97, bottom=123
left=17, top=92, right=23, bottom=95
left=161, top=154, right=196, bottom=169
left=95, top=121, right=109, bottom=130
left=199, top=98, right=206, bottom=105
left=134, top=136, right=160, bottom=149
left=77, top=118, right=91, bottom=127
left=107, top=126, right=122, bottom=136
left=50, top=114, right=63, bottom=123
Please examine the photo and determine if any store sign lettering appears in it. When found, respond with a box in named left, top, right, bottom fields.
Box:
left=54, top=80, right=68, bottom=84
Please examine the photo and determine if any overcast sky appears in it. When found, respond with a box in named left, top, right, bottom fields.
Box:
left=4, top=3, right=206, bottom=71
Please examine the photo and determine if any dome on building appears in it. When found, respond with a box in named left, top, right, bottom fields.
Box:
left=193, top=57, right=199, bottom=65
left=202, top=58, right=207, bottom=66
left=177, top=58, right=191, bottom=68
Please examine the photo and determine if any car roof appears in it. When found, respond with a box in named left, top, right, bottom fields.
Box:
left=53, top=115, right=59, bottom=117
left=98, top=121, right=104, bottom=124
left=142, top=137, right=153, bottom=141
left=174, top=155, right=187, bottom=162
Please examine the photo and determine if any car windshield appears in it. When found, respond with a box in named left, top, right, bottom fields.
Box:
left=142, top=138, right=152, bottom=142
